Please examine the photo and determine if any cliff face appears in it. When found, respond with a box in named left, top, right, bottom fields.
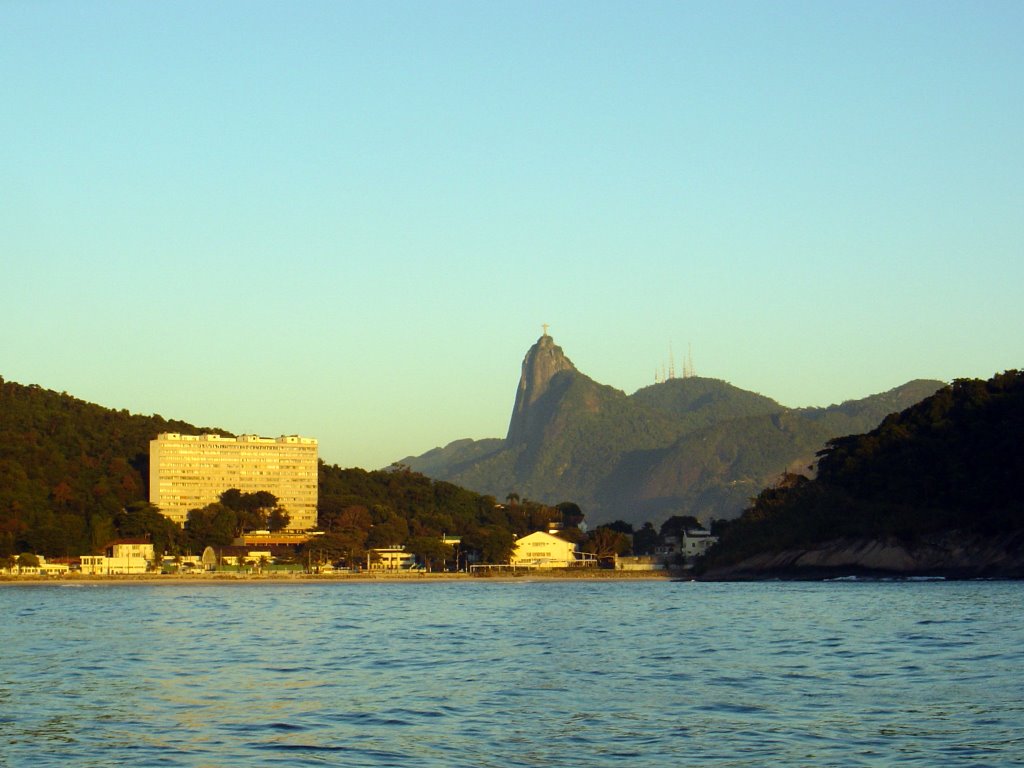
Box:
left=701, top=532, right=1024, bottom=580
left=505, top=334, right=577, bottom=445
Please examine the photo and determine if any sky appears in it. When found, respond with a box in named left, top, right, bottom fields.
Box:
left=2, top=1, right=1022, bottom=471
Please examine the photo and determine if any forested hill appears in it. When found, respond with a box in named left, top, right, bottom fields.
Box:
left=701, top=370, right=1024, bottom=578
left=0, top=377, right=229, bottom=554
left=403, top=334, right=944, bottom=527
left=0, top=376, right=564, bottom=560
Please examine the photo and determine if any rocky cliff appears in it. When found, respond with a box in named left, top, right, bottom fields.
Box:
left=505, top=333, right=578, bottom=445
left=701, top=532, right=1024, bottom=580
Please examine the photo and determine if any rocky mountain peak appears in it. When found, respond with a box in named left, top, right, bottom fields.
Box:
left=506, top=333, right=577, bottom=444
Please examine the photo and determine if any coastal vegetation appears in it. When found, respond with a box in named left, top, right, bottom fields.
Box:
left=700, top=371, right=1024, bottom=575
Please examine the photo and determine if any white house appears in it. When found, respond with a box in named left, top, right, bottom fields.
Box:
left=681, top=529, right=718, bottom=559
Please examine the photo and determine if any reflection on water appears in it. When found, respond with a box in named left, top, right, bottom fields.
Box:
left=2, top=580, right=1023, bottom=766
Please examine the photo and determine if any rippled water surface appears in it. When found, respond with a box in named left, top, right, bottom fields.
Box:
left=2, top=579, right=1022, bottom=766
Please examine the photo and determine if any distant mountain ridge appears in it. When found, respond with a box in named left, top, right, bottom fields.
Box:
left=402, top=334, right=944, bottom=526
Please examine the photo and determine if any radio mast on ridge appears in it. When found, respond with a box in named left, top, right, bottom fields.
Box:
left=654, top=341, right=696, bottom=383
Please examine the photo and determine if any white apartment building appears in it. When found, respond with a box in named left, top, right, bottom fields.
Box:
left=149, top=433, right=319, bottom=530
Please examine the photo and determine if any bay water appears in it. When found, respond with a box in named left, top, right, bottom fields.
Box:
left=2, top=579, right=1022, bottom=767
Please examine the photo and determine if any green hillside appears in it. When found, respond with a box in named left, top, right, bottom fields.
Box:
left=701, top=370, right=1024, bottom=572
left=0, top=377, right=228, bottom=555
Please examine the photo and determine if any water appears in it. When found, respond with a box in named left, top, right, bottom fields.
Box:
left=1, top=580, right=1022, bottom=767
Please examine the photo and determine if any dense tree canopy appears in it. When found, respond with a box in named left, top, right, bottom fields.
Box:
left=0, top=378, right=228, bottom=557
left=313, top=463, right=578, bottom=566
left=702, top=371, right=1024, bottom=571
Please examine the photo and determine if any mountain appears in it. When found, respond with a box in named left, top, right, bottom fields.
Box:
left=701, top=370, right=1024, bottom=579
left=402, top=334, right=944, bottom=526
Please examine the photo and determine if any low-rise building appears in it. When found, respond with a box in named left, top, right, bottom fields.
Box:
left=40, top=556, right=70, bottom=576
left=510, top=531, right=583, bottom=568
left=111, top=539, right=155, bottom=561
left=80, top=539, right=156, bottom=575
left=370, top=546, right=416, bottom=570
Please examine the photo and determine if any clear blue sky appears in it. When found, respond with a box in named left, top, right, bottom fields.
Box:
left=3, top=1, right=1022, bottom=471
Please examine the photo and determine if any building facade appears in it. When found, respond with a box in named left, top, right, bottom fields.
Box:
left=681, top=529, right=718, bottom=559
left=149, top=433, right=318, bottom=530
left=79, top=539, right=156, bottom=575
left=510, top=531, right=581, bottom=568
left=370, top=547, right=417, bottom=570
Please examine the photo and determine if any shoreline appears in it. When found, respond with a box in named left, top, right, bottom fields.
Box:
left=0, top=569, right=677, bottom=585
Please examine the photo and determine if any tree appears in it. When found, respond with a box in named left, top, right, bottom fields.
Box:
left=185, top=504, right=237, bottom=548
left=406, top=537, right=453, bottom=572
left=267, top=507, right=291, bottom=532
left=219, top=488, right=244, bottom=511
left=310, top=530, right=367, bottom=569
left=17, top=552, right=40, bottom=568
left=114, top=501, right=181, bottom=554
left=556, top=501, right=585, bottom=529
left=660, top=515, right=702, bottom=539
left=632, top=522, right=659, bottom=555
left=333, top=505, right=372, bottom=534
left=586, top=527, right=631, bottom=563
left=218, top=489, right=280, bottom=533
left=472, top=527, right=516, bottom=564
left=247, top=491, right=278, bottom=512
left=603, top=520, right=634, bottom=535
left=366, top=506, right=409, bottom=548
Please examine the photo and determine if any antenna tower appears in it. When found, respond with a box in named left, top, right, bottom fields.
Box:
left=654, top=341, right=696, bottom=383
